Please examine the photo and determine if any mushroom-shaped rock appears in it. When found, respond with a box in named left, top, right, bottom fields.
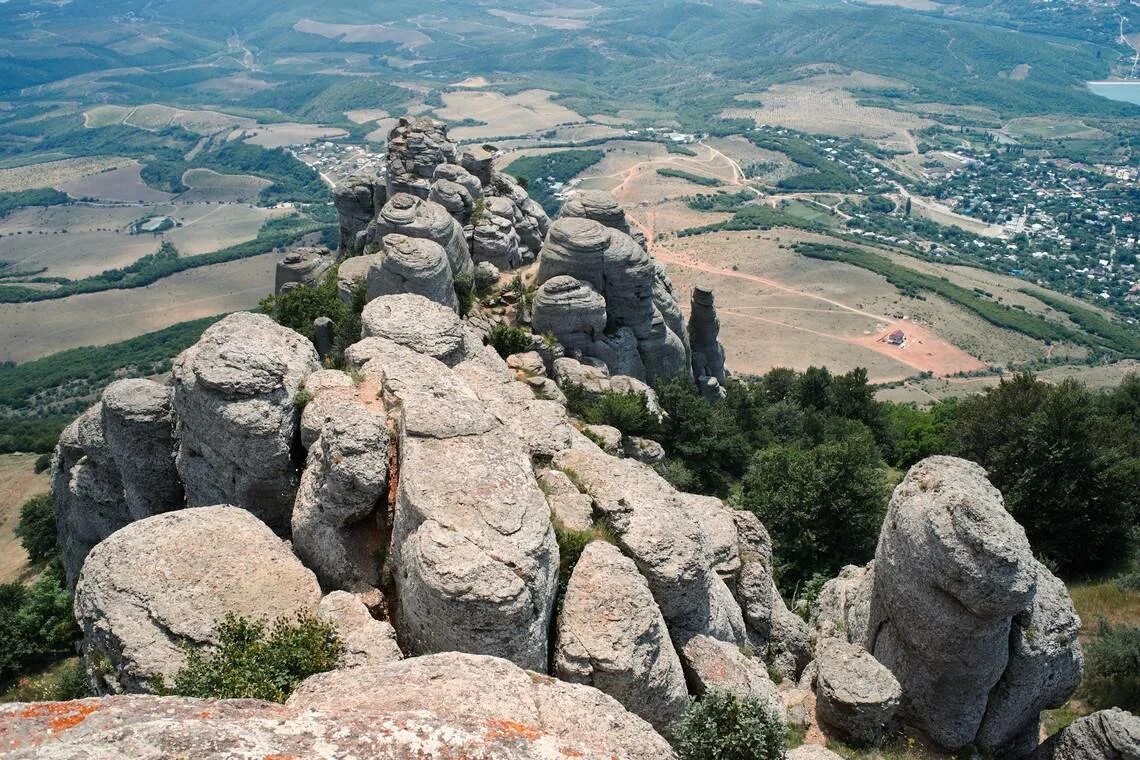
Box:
left=275, top=247, right=333, bottom=294
left=867, top=455, right=1039, bottom=750
left=360, top=293, right=472, bottom=365
left=433, top=162, right=482, bottom=198
left=171, top=313, right=319, bottom=535
left=814, top=639, right=902, bottom=747
left=427, top=177, right=474, bottom=224
left=367, top=233, right=458, bottom=311
left=292, top=393, right=389, bottom=593
left=1030, top=708, right=1140, bottom=760
left=603, top=231, right=656, bottom=336
left=532, top=275, right=607, bottom=354
left=554, top=541, right=689, bottom=734
left=370, top=192, right=473, bottom=282
left=317, top=591, right=401, bottom=669
left=0, top=654, right=676, bottom=759
left=535, top=217, right=612, bottom=293
left=472, top=214, right=522, bottom=270
left=74, top=506, right=322, bottom=693
left=100, top=379, right=182, bottom=523
left=562, top=189, right=633, bottom=234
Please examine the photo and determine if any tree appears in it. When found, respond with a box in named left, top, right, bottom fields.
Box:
left=655, top=378, right=752, bottom=496
left=954, top=374, right=1139, bottom=575
left=0, top=570, right=79, bottom=685
left=738, top=427, right=888, bottom=594
left=1080, top=621, right=1140, bottom=713
left=673, top=690, right=786, bottom=760
left=16, top=493, right=58, bottom=566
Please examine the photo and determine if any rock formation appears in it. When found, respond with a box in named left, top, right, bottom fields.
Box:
left=813, top=639, right=902, bottom=747
left=332, top=178, right=382, bottom=258
left=689, top=284, right=728, bottom=399
left=275, top=247, right=333, bottom=293
left=0, top=653, right=675, bottom=759
left=1031, top=708, right=1140, bottom=760
left=74, top=506, right=322, bottom=693
left=366, top=233, right=458, bottom=311
left=554, top=541, right=689, bottom=734
left=813, top=455, right=1083, bottom=754
left=171, top=312, right=319, bottom=535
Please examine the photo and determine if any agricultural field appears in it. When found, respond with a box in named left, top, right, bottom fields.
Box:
left=84, top=104, right=253, bottom=134
left=55, top=162, right=174, bottom=204
left=435, top=89, right=586, bottom=140
left=178, top=169, right=271, bottom=204
left=0, top=453, right=47, bottom=584
left=0, top=252, right=276, bottom=363
left=0, top=157, right=130, bottom=193
left=1002, top=116, right=1112, bottom=140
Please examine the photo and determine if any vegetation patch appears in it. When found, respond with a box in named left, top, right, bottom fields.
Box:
left=504, top=150, right=604, bottom=216
left=673, top=689, right=786, bottom=760
left=656, top=168, right=720, bottom=186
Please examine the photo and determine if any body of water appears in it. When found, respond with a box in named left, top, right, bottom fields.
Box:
left=1088, top=81, right=1140, bottom=106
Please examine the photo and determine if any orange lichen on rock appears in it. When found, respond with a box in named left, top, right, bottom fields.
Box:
left=18, top=702, right=100, bottom=732
left=484, top=718, right=544, bottom=742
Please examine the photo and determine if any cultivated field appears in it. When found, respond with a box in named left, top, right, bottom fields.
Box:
left=0, top=253, right=276, bottom=363
left=575, top=140, right=739, bottom=205
left=84, top=104, right=254, bottom=134
left=0, top=454, right=48, bottom=584
left=237, top=123, right=348, bottom=148
left=178, top=168, right=271, bottom=203
left=56, top=162, right=175, bottom=204
left=720, top=71, right=933, bottom=153
left=0, top=157, right=130, bottom=193
left=436, top=89, right=585, bottom=140
left=0, top=203, right=285, bottom=278
left=1003, top=116, right=1112, bottom=141
left=485, top=8, right=589, bottom=29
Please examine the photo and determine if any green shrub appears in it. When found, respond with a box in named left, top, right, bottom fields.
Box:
left=454, top=273, right=475, bottom=316
left=16, top=494, right=57, bottom=566
left=0, top=659, right=91, bottom=703
left=0, top=570, right=80, bottom=686
left=583, top=392, right=661, bottom=438
left=673, top=689, right=786, bottom=760
left=169, top=612, right=343, bottom=703
left=1080, top=621, right=1140, bottom=712
left=486, top=323, right=532, bottom=359
left=33, top=453, right=52, bottom=473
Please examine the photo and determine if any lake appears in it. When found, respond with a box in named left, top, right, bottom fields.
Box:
left=1088, top=81, right=1140, bottom=106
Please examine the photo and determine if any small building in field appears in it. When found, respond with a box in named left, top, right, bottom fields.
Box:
left=887, top=329, right=905, bottom=346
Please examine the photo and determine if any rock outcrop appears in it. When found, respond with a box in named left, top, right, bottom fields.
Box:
left=359, top=293, right=478, bottom=365
left=0, top=653, right=675, bottom=759
left=171, top=312, right=319, bottom=535
left=1031, top=708, right=1140, bottom=760
left=332, top=178, right=382, bottom=258
left=365, top=232, right=459, bottom=311
left=275, top=247, right=333, bottom=293
left=366, top=192, right=473, bottom=283
left=316, top=591, right=402, bottom=668
left=832, top=456, right=1083, bottom=753
left=689, top=285, right=727, bottom=398
left=535, top=217, right=687, bottom=384
left=74, top=506, right=321, bottom=693
left=554, top=541, right=689, bottom=734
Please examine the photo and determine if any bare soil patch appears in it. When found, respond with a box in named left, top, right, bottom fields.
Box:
left=436, top=89, right=585, bottom=140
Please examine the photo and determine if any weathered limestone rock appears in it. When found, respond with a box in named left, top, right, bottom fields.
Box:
left=977, top=560, right=1084, bottom=757
left=317, top=591, right=401, bottom=668
left=866, top=456, right=1039, bottom=750
left=472, top=214, right=522, bottom=270
left=769, top=579, right=813, bottom=682
left=537, top=469, right=593, bottom=532
left=625, top=436, right=666, bottom=464
left=814, top=562, right=876, bottom=646
left=583, top=424, right=623, bottom=455
left=731, top=510, right=775, bottom=642
left=553, top=445, right=748, bottom=645
left=475, top=260, right=500, bottom=292
left=275, top=247, right=333, bottom=293
left=369, top=193, right=473, bottom=282
left=386, top=116, right=458, bottom=197
left=74, top=506, right=321, bottom=693
left=603, top=232, right=656, bottom=337
left=689, top=285, right=727, bottom=387
left=1031, top=708, right=1140, bottom=760
left=171, top=313, right=319, bottom=534
left=366, top=233, right=458, bottom=311
left=460, top=145, right=496, bottom=187
left=335, top=253, right=375, bottom=304
left=52, top=405, right=128, bottom=587
left=434, top=162, right=482, bottom=199
left=653, top=261, right=690, bottom=353
left=297, top=369, right=356, bottom=449
left=333, top=177, right=380, bottom=257
left=678, top=633, right=781, bottom=714
left=562, top=189, right=633, bottom=234
left=292, top=391, right=388, bottom=593
left=99, top=379, right=181, bottom=522
left=0, top=654, right=675, bottom=759
left=536, top=217, right=612, bottom=292
left=591, top=326, right=646, bottom=380
left=427, top=177, right=474, bottom=224
left=814, top=639, right=902, bottom=747
left=507, top=350, right=546, bottom=378
left=554, top=541, right=689, bottom=734
left=554, top=356, right=612, bottom=395
left=360, top=293, right=473, bottom=365
left=533, top=276, right=607, bottom=354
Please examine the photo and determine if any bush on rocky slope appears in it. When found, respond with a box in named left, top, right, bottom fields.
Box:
left=673, top=689, right=786, bottom=760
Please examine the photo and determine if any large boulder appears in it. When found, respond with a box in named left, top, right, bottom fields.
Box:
left=275, top=247, right=333, bottom=293
left=536, top=217, right=611, bottom=293
left=533, top=276, right=607, bottom=354
left=0, top=654, right=675, bottom=759
left=814, top=639, right=902, bottom=747
left=472, top=214, right=522, bottom=270
left=316, top=591, right=401, bottom=669
left=1031, top=708, right=1140, bottom=760
left=813, top=562, right=875, bottom=645
left=368, top=193, right=473, bottom=282
left=359, top=293, right=474, bottom=365
left=99, top=379, right=182, bottom=521
left=74, top=506, right=321, bottom=693
left=171, top=313, right=319, bottom=535
left=554, top=541, right=689, bottom=734
left=366, top=233, right=458, bottom=311
left=561, top=189, right=633, bottom=235
left=866, top=456, right=1041, bottom=750
left=678, top=633, right=781, bottom=715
